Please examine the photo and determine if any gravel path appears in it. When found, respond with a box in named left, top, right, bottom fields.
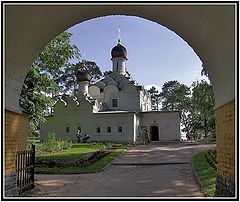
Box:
left=25, top=142, right=215, bottom=199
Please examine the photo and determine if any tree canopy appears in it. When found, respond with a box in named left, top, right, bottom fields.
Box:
left=147, top=86, right=160, bottom=110
left=156, top=79, right=215, bottom=140
left=19, top=31, right=102, bottom=135
left=190, top=80, right=215, bottom=139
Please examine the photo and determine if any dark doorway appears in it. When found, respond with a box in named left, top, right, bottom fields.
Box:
left=150, top=126, right=159, bottom=141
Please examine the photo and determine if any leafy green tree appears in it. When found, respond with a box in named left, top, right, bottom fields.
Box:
left=159, top=80, right=191, bottom=133
left=167, top=84, right=191, bottom=110
left=190, top=80, right=215, bottom=139
left=56, top=60, right=102, bottom=96
left=147, top=86, right=160, bottom=110
left=20, top=32, right=80, bottom=135
left=159, top=80, right=181, bottom=111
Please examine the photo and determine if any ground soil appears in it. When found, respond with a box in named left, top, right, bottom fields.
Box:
left=23, top=142, right=215, bottom=198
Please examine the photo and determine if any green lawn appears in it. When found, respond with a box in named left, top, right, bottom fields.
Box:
left=37, top=143, right=107, bottom=159
left=192, top=150, right=216, bottom=197
left=35, top=143, right=128, bottom=174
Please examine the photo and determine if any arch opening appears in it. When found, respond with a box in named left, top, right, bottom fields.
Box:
left=4, top=4, right=236, bottom=198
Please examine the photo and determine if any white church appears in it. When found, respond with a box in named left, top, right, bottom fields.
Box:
left=40, top=38, right=181, bottom=144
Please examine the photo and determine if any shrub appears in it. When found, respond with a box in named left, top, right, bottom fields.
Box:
left=111, top=144, right=123, bottom=148
left=208, top=148, right=217, bottom=163
left=204, top=148, right=217, bottom=170
left=26, top=136, right=40, bottom=150
left=36, top=133, right=72, bottom=155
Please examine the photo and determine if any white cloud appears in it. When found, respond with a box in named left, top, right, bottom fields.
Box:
left=144, top=84, right=162, bottom=92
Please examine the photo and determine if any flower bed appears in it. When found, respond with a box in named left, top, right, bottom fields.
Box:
left=35, top=150, right=110, bottom=168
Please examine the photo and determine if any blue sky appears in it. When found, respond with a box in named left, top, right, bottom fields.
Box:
left=68, top=15, right=208, bottom=92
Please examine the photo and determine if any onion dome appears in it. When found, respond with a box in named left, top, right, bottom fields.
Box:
left=111, top=41, right=127, bottom=60
left=76, top=70, right=91, bottom=82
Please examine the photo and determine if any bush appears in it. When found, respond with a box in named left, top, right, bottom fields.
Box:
left=26, top=136, right=40, bottom=150
left=111, top=144, right=123, bottom=148
left=204, top=148, right=217, bottom=170
left=36, top=133, right=72, bottom=155
left=208, top=148, right=217, bottom=163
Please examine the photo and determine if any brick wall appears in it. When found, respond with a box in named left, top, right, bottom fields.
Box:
left=215, top=100, right=235, bottom=197
left=4, top=109, right=29, bottom=197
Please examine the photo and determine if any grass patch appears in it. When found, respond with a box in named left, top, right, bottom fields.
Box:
left=37, top=143, right=106, bottom=159
left=35, top=145, right=128, bottom=174
left=196, top=138, right=216, bottom=144
left=192, top=150, right=216, bottom=197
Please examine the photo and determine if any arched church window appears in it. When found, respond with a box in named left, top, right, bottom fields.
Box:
left=118, top=127, right=123, bottom=133
left=116, top=61, right=118, bottom=70
left=96, top=127, right=101, bottom=133
left=107, top=127, right=111, bottom=133
left=66, top=127, right=70, bottom=133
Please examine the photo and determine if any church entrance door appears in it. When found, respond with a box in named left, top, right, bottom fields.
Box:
left=150, top=126, right=159, bottom=141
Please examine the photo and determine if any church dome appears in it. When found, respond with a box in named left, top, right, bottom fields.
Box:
left=111, top=42, right=127, bottom=60
left=76, top=70, right=91, bottom=82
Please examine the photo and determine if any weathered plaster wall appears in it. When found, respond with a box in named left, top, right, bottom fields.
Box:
left=40, top=99, right=93, bottom=140
left=92, top=112, right=135, bottom=143
left=40, top=98, right=136, bottom=143
left=139, top=111, right=181, bottom=141
left=5, top=5, right=235, bottom=113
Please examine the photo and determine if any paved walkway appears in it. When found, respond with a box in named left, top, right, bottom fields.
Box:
left=28, top=142, right=215, bottom=198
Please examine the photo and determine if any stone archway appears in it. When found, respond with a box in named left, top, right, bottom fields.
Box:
left=4, top=3, right=236, bottom=197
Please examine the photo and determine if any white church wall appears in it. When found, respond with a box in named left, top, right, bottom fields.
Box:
left=121, top=83, right=138, bottom=93
left=66, top=98, right=79, bottom=111
left=139, top=111, right=181, bottom=141
left=112, top=57, right=126, bottom=73
left=103, top=84, right=119, bottom=94
left=40, top=116, right=55, bottom=139
left=119, top=93, right=139, bottom=112
left=89, top=83, right=141, bottom=112
left=133, top=114, right=141, bottom=143
left=91, top=112, right=135, bottom=143
left=40, top=98, right=95, bottom=141
left=54, top=99, right=66, bottom=111
left=119, top=84, right=140, bottom=112
left=102, top=85, right=119, bottom=111
left=89, top=86, right=100, bottom=97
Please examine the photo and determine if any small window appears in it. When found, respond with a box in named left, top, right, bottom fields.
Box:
left=118, top=127, right=123, bottom=133
left=112, top=99, right=118, bottom=107
left=107, top=127, right=111, bottom=133
left=96, top=127, right=101, bottom=133
left=66, top=127, right=70, bottom=133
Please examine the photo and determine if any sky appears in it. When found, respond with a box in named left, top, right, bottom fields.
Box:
left=68, top=15, right=208, bottom=92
